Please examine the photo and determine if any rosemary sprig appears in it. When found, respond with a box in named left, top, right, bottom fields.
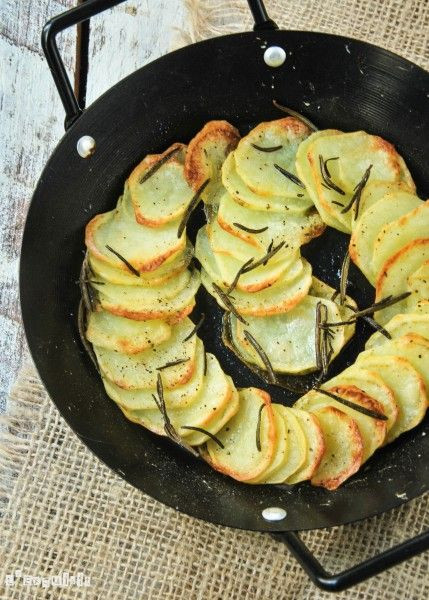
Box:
left=321, top=292, right=412, bottom=328
left=242, top=241, right=285, bottom=273
left=232, top=222, right=269, bottom=234
left=182, top=314, right=205, bottom=342
left=157, top=358, right=189, bottom=371
left=243, top=330, right=277, bottom=384
left=319, top=155, right=345, bottom=196
left=105, top=245, right=140, bottom=277
left=139, top=146, right=180, bottom=184
left=225, top=258, right=254, bottom=295
left=272, top=100, right=318, bottom=131
left=77, top=299, right=100, bottom=373
left=212, top=283, right=249, bottom=325
left=315, top=387, right=388, bottom=421
left=256, top=403, right=265, bottom=451
left=181, top=426, right=224, bottom=448
left=79, top=255, right=97, bottom=312
left=177, top=178, right=210, bottom=238
left=315, top=302, right=330, bottom=375
left=203, top=350, right=207, bottom=376
left=339, top=251, right=351, bottom=305
left=341, top=164, right=373, bottom=216
left=274, top=164, right=305, bottom=188
left=153, top=374, right=199, bottom=456
left=251, top=143, right=283, bottom=152
left=361, top=315, right=392, bottom=339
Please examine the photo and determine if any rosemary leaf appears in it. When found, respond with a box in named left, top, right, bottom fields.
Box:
left=361, top=315, right=392, bottom=339
left=77, top=299, right=100, bottom=374
left=315, top=387, right=388, bottom=421
left=225, top=258, right=254, bottom=295
left=232, top=222, right=269, bottom=234
left=346, top=292, right=411, bottom=318
left=139, top=146, right=180, bottom=184
left=177, top=178, right=210, bottom=238
left=341, top=164, right=372, bottom=216
left=272, top=100, right=318, bottom=131
left=243, top=330, right=277, bottom=384
left=157, top=358, right=189, bottom=371
left=212, top=284, right=249, bottom=325
left=251, top=143, right=283, bottom=152
left=331, top=200, right=345, bottom=207
left=181, top=426, right=224, bottom=448
left=339, top=251, right=351, bottom=305
left=319, top=155, right=345, bottom=196
left=274, top=164, right=305, bottom=188
left=256, top=403, right=265, bottom=451
left=182, top=314, right=205, bottom=342
left=242, top=241, right=285, bottom=273
left=105, top=245, right=140, bottom=277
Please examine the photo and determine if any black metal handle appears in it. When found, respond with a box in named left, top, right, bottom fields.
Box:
left=42, top=0, right=277, bottom=130
left=272, top=528, right=429, bottom=592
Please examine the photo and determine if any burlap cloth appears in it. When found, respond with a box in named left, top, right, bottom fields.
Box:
left=1, top=1, right=429, bottom=598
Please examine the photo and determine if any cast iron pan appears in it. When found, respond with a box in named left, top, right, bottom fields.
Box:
left=19, top=0, right=429, bottom=590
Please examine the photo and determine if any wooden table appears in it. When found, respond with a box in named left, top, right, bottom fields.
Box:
left=0, top=1, right=187, bottom=410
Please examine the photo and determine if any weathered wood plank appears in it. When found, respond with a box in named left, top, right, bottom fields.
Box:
left=86, top=0, right=187, bottom=104
left=0, top=0, right=77, bottom=410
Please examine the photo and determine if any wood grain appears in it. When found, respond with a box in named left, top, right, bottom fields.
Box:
left=0, top=1, right=189, bottom=411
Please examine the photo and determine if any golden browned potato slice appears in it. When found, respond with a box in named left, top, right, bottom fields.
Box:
left=127, top=144, right=196, bottom=227
left=91, top=268, right=200, bottom=321
left=230, top=295, right=354, bottom=374
left=309, top=405, right=363, bottom=490
left=216, top=192, right=324, bottom=251
left=222, top=152, right=313, bottom=214
left=201, top=259, right=312, bottom=316
left=94, top=317, right=198, bottom=390
left=287, top=408, right=325, bottom=484
left=296, top=387, right=386, bottom=463
left=261, top=405, right=307, bottom=484
left=375, top=239, right=429, bottom=324
left=234, top=118, right=312, bottom=199
left=86, top=196, right=186, bottom=274
left=205, top=388, right=276, bottom=482
left=102, top=339, right=205, bottom=410
left=195, top=226, right=299, bottom=292
left=356, top=354, right=427, bottom=443
left=184, top=120, right=240, bottom=204
left=88, top=240, right=193, bottom=287
left=86, top=310, right=171, bottom=354
left=371, top=199, right=429, bottom=277
left=366, top=313, right=429, bottom=349
left=324, top=365, right=398, bottom=436
left=118, top=354, right=233, bottom=444
left=349, top=191, right=422, bottom=284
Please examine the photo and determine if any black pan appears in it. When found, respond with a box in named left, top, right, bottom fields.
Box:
left=20, top=0, right=429, bottom=590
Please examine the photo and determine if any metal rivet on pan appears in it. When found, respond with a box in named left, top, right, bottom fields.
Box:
left=262, top=506, right=287, bottom=521
left=264, top=46, right=286, bottom=67
left=77, top=135, right=96, bottom=158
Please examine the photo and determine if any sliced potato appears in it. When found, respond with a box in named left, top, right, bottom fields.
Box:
left=86, top=310, right=171, bottom=354
left=222, top=152, right=312, bottom=214
left=366, top=313, right=429, bottom=348
left=201, top=259, right=312, bottom=316
left=217, top=191, right=324, bottom=251
left=234, top=118, right=312, bottom=198
left=287, top=408, right=325, bottom=484
left=102, top=339, right=205, bottom=410
left=92, top=268, right=200, bottom=321
left=324, top=365, right=398, bottom=435
left=128, top=144, right=195, bottom=227
left=349, top=191, right=422, bottom=284
left=230, top=295, right=353, bottom=374
left=407, top=261, right=429, bottom=310
left=371, top=199, right=428, bottom=277
left=196, top=226, right=299, bottom=292
left=296, top=387, right=386, bottom=463
left=86, top=202, right=186, bottom=274
left=88, top=241, right=193, bottom=287
left=262, top=405, right=307, bottom=484
left=375, top=239, right=429, bottom=324
left=184, top=120, right=240, bottom=204
left=356, top=354, right=427, bottom=443
left=206, top=388, right=276, bottom=482
left=309, top=405, right=363, bottom=490
left=121, top=354, right=232, bottom=443
left=94, top=318, right=197, bottom=390
left=356, top=181, right=415, bottom=217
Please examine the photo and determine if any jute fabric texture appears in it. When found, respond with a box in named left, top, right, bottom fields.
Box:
left=1, top=1, right=428, bottom=598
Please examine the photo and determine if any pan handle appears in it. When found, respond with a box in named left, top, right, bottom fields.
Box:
left=272, top=528, right=429, bottom=592
left=42, top=0, right=278, bottom=130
